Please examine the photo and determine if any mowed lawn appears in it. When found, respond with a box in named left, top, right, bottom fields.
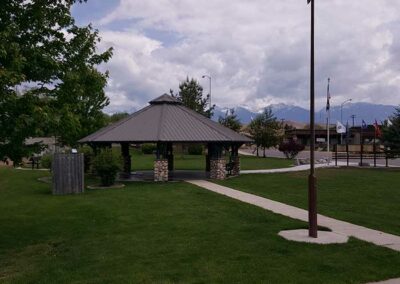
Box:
left=218, top=168, right=400, bottom=236
left=129, top=151, right=293, bottom=171
left=1, top=169, right=400, bottom=283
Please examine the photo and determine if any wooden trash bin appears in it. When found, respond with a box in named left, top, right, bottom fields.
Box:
left=52, top=153, right=84, bottom=195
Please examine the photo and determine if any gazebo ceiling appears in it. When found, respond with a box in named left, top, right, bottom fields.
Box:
left=79, top=94, right=252, bottom=144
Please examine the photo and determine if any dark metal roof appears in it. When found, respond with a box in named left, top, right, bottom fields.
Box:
left=79, top=95, right=253, bottom=143
left=149, top=94, right=182, bottom=105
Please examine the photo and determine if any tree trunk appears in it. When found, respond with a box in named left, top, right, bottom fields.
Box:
left=263, top=147, right=266, bottom=158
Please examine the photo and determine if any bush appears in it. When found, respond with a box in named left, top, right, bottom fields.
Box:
left=79, top=146, right=94, bottom=173
left=278, top=138, right=305, bottom=159
left=92, top=149, right=122, bottom=186
left=141, top=143, right=157, bottom=154
left=41, top=154, right=53, bottom=169
left=187, top=144, right=203, bottom=155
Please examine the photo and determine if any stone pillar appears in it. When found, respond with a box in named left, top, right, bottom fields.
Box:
left=154, top=159, right=168, bottom=182
left=120, top=143, right=131, bottom=178
left=231, top=156, right=240, bottom=176
left=210, top=158, right=226, bottom=180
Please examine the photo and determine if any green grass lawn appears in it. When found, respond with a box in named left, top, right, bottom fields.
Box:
left=218, top=168, right=400, bottom=236
left=129, top=150, right=293, bottom=171
left=1, top=168, right=400, bottom=283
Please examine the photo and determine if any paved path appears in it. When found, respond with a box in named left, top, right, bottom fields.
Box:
left=187, top=180, right=400, bottom=252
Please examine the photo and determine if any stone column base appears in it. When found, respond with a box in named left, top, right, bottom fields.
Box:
left=232, top=156, right=240, bottom=176
left=210, top=158, right=226, bottom=180
left=154, top=159, right=168, bottom=182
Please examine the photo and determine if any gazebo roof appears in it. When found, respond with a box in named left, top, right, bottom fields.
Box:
left=79, top=94, right=252, bottom=143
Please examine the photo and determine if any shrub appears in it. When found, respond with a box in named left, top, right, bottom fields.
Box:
left=41, top=154, right=53, bottom=169
left=92, top=149, right=122, bottom=186
left=79, top=146, right=94, bottom=173
left=278, top=138, right=305, bottom=159
left=188, top=144, right=203, bottom=155
left=141, top=143, right=157, bottom=154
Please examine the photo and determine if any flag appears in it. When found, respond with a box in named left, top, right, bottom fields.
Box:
left=361, top=120, right=368, bottom=129
left=326, top=78, right=331, bottom=112
left=374, top=119, right=382, bottom=137
left=336, top=121, right=346, bottom=134
left=387, top=119, right=393, bottom=126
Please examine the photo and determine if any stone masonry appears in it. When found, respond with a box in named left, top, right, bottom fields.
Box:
left=231, top=156, right=240, bottom=176
left=210, top=158, right=226, bottom=180
left=154, top=159, right=168, bottom=182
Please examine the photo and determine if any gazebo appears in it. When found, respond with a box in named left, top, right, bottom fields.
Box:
left=79, top=94, right=252, bottom=181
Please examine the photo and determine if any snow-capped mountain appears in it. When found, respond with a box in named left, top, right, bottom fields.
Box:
left=213, top=103, right=397, bottom=125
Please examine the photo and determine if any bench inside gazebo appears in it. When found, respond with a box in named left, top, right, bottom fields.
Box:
left=79, top=94, right=252, bottom=181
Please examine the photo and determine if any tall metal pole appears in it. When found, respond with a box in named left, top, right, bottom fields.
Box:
left=202, top=75, right=212, bottom=116
left=308, top=0, right=318, bottom=238
left=340, top=99, right=352, bottom=144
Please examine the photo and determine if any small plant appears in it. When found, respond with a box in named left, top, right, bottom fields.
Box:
left=278, top=138, right=305, bottom=159
left=41, top=154, right=53, bottom=169
left=187, top=144, right=203, bottom=155
left=92, top=149, right=122, bottom=186
left=141, top=143, right=157, bottom=154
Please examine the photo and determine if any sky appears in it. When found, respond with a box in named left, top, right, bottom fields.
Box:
left=71, top=0, right=400, bottom=114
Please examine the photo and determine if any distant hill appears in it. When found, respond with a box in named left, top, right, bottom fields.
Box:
left=212, top=102, right=397, bottom=126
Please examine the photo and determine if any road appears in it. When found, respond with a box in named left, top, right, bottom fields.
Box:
left=239, top=147, right=400, bottom=167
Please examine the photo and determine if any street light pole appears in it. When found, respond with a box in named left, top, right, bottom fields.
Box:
left=202, top=75, right=212, bottom=116
left=308, top=0, right=317, bottom=238
left=340, top=99, right=352, bottom=144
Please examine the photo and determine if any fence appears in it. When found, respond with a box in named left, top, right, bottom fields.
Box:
left=52, top=153, right=84, bottom=195
left=334, top=144, right=389, bottom=167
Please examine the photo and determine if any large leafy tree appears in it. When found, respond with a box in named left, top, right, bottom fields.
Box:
left=0, top=0, right=112, bottom=162
left=170, top=77, right=214, bottom=117
left=383, top=107, right=400, bottom=157
left=218, top=108, right=241, bottom=132
left=249, top=108, right=282, bottom=158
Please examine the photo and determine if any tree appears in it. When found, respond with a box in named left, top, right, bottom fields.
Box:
left=278, top=138, right=305, bottom=159
left=170, top=77, right=214, bottom=117
left=0, top=0, right=113, bottom=159
left=105, top=112, right=130, bottom=124
left=383, top=107, right=400, bottom=157
left=218, top=109, right=241, bottom=132
left=249, top=108, right=282, bottom=157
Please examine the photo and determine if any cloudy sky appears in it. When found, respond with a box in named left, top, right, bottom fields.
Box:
left=72, top=0, right=400, bottom=114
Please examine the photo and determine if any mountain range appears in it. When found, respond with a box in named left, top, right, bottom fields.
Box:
left=212, top=102, right=397, bottom=126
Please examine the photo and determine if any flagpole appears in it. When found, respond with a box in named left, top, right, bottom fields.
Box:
left=308, top=0, right=318, bottom=238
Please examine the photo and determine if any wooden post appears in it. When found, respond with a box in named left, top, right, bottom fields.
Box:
left=52, top=153, right=84, bottom=195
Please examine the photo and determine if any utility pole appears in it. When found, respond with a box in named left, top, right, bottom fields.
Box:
left=351, top=114, right=356, bottom=127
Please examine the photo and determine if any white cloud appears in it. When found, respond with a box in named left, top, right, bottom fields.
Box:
left=90, top=0, right=400, bottom=113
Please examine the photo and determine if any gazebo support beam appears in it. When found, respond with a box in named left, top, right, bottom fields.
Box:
left=154, top=142, right=168, bottom=182
left=209, top=143, right=226, bottom=180
left=120, top=142, right=131, bottom=178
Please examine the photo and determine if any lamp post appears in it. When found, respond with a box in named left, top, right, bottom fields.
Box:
left=202, top=75, right=212, bottom=116
left=340, top=99, right=352, bottom=124
left=340, top=99, right=352, bottom=144
left=308, top=0, right=317, bottom=238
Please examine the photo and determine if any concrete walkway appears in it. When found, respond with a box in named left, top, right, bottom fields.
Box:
left=187, top=180, right=400, bottom=252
